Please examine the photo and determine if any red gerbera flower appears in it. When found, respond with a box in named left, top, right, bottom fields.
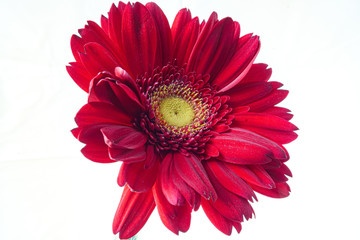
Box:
left=67, top=1, right=298, bottom=239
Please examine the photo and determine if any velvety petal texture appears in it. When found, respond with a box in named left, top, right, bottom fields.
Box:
left=68, top=1, right=297, bottom=239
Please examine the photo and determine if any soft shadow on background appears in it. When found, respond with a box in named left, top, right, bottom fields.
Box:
left=0, top=0, right=359, bottom=239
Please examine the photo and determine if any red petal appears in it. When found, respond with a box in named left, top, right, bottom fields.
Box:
left=263, top=107, right=294, bottom=120
left=210, top=133, right=273, bottom=165
left=227, top=128, right=288, bottom=160
left=144, top=144, right=158, bottom=169
left=79, top=42, right=120, bottom=76
left=101, top=125, right=147, bottom=149
left=250, top=182, right=291, bottom=198
left=119, top=159, right=159, bottom=192
left=66, top=62, right=93, bottom=92
left=227, top=82, right=276, bottom=107
left=107, top=3, right=127, bottom=66
left=89, top=77, right=144, bottom=117
left=213, top=34, right=260, bottom=92
left=121, top=2, right=157, bottom=78
left=171, top=165, right=199, bottom=209
left=109, top=145, right=146, bottom=163
left=232, top=113, right=298, bottom=144
left=75, top=102, right=132, bottom=127
left=160, top=153, right=185, bottom=206
left=153, top=180, right=192, bottom=234
left=204, top=143, right=220, bottom=158
left=113, top=186, right=155, bottom=239
left=76, top=123, right=111, bottom=144
left=186, top=12, right=218, bottom=73
left=206, top=161, right=256, bottom=201
left=225, top=163, right=275, bottom=189
left=171, top=8, right=192, bottom=44
left=191, top=18, right=236, bottom=81
left=81, top=143, right=114, bottom=163
left=172, top=17, right=200, bottom=67
left=173, top=152, right=217, bottom=201
left=201, top=197, right=233, bottom=235
left=204, top=165, right=254, bottom=222
left=146, top=2, right=172, bottom=67
left=248, top=89, right=289, bottom=112
left=238, top=63, right=272, bottom=84
left=70, top=35, right=85, bottom=62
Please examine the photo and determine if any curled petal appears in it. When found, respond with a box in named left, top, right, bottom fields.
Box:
left=160, top=153, right=185, bottom=206
left=81, top=143, right=114, bottom=163
left=101, top=125, right=147, bottom=149
left=118, top=157, right=159, bottom=192
left=153, top=180, right=192, bottom=234
left=173, top=152, right=217, bottom=201
left=109, top=145, right=146, bottom=163
left=74, top=102, right=132, bottom=127
left=79, top=42, right=120, bottom=76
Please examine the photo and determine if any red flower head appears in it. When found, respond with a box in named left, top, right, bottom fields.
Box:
left=68, top=1, right=298, bottom=239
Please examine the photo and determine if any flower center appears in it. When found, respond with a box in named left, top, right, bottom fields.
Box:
left=159, top=97, right=194, bottom=127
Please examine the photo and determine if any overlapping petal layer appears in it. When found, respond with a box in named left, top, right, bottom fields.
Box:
left=68, top=1, right=297, bottom=239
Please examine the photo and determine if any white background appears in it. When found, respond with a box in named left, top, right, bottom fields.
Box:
left=0, top=0, right=359, bottom=239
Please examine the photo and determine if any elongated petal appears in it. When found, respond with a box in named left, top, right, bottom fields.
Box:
left=171, top=8, right=192, bottom=43
left=118, top=158, right=159, bottom=192
left=191, top=18, right=236, bottom=81
left=109, top=145, right=146, bottom=163
left=101, top=125, right=147, bottom=149
left=172, top=17, right=200, bottom=67
left=146, top=2, right=172, bottom=67
left=206, top=161, right=256, bottom=201
left=153, top=180, right=191, bottom=234
left=201, top=197, right=239, bottom=235
left=121, top=2, right=157, bottom=78
left=113, top=186, right=155, bottom=239
left=75, top=102, right=132, bottom=127
left=81, top=143, right=114, bottom=163
left=232, top=113, right=298, bottom=144
left=227, top=82, right=276, bottom=107
left=248, top=89, right=289, bottom=112
left=210, top=133, right=273, bottom=164
left=213, top=34, right=260, bottom=92
left=186, top=12, right=218, bottom=73
left=79, top=43, right=119, bottom=76
left=226, top=128, right=288, bottom=160
left=204, top=164, right=254, bottom=222
left=90, top=77, right=144, bottom=117
left=225, top=163, right=275, bottom=189
left=172, top=165, right=199, bottom=209
left=250, top=182, right=291, bottom=198
left=66, top=62, right=93, bottom=92
left=237, top=63, right=272, bottom=84
left=173, top=152, right=217, bottom=201
left=160, top=153, right=185, bottom=206
left=263, top=107, right=294, bottom=121
left=144, top=144, right=158, bottom=169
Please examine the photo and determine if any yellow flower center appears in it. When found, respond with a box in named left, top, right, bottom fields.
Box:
left=159, top=97, right=194, bottom=127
